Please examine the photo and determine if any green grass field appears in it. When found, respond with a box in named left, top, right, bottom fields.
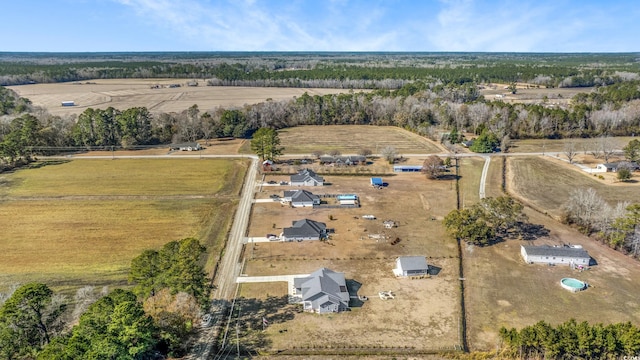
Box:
left=276, top=125, right=444, bottom=154
left=0, top=158, right=247, bottom=292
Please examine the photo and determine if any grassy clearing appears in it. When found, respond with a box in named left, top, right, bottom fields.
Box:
left=277, top=125, right=444, bottom=154
left=0, top=159, right=247, bottom=292
left=508, top=156, right=640, bottom=218
left=459, top=157, right=484, bottom=207
left=510, top=136, right=635, bottom=153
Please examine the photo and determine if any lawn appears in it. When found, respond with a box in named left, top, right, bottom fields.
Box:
left=276, top=125, right=444, bottom=154
left=0, top=158, right=247, bottom=292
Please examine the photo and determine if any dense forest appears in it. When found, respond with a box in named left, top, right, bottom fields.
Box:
left=1, top=52, right=639, bottom=88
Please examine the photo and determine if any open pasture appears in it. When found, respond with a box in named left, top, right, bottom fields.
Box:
left=0, top=158, right=247, bottom=291
left=238, top=172, right=460, bottom=352
left=507, top=156, right=640, bottom=218
left=509, top=136, right=635, bottom=153
left=8, top=79, right=354, bottom=115
left=464, top=216, right=640, bottom=350
left=276, top=125, right=444, bottom=154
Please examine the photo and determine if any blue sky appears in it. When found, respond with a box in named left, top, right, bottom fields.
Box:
left=2, top=0, right=638, bottom=52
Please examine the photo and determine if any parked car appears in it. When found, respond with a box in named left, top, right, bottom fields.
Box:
left=266, top=234, right=278, bottom=240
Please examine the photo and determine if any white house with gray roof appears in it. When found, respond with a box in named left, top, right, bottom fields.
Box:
left=293, top=268, right=350, bottom=313
left=521, top=245, right=591, bottom=266
left=282, top=219, right=327, bottom=241
left=393, top=256, right=429, bottom=277
left=290, top=169, right=324, bottom=186
left=282, top=190, right=321, bottom=207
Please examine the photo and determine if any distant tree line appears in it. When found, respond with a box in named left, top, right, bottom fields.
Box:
left=1, top=52, right=639, bottom=87
left=0, top=238, right=210, bottom=359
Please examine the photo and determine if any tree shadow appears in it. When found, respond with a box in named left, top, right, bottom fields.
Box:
left=517, top=222, right=550, bottom=241
left=219, top=295, right=300, bottom=356
left=27, top=160, right=71, bottom=169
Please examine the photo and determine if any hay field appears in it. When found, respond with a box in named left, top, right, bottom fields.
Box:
left=7, top=79, right=356, bottom=115
left=276, top=125, right=444, bottom=154
left=0, top=158, right=247, bottom=291
left=238, top=172, right=461, bottom=352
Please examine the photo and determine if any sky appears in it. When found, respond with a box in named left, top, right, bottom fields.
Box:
left=1, top=0, right=638, bottom=52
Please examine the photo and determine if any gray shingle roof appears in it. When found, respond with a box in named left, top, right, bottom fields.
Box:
left=283, top=190, right=319, bottom=204
left=397, top=256, right=429, bottom=271
left=283, top=219, right=326, bottom=239
left=522, top=245, right=590, bottom=259
left=295, top=268, right=349, bottom=311
left=290, top=169, right=324, bottom=184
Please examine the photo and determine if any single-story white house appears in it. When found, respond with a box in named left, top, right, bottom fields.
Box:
left=593, top=162, right=639, bottom=173
left=521, top=245, right=591, bottom=266
left=169, top=142, right=202, bottom=151
left=393, top=256, right=429, bottom=277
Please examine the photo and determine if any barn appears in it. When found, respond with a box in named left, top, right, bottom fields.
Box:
left=521, top=245, right=591, bottom=266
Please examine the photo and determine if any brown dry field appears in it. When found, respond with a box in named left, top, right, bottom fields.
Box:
left=510, top=136, right=636, bottom=153
left=460, top=153, right=640, bottom=350
left=277, top=125, right=446, bottom=154
left=241, top=172, right=460, bottom=351
left=7, top=79, right=358, bottom=115
left=507, top=156, right=640, bottom=218
left=464, top=209, right=640, bottom=350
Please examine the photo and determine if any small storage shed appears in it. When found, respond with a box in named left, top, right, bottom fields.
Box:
left=370, top=177, right=383, bottom=187
left=393, top=256, right=429, bottom=277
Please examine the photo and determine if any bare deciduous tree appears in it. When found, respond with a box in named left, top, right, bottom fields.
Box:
left=381, top=146, right=398, bottom=164
left=599, top=135, right=616, bottom=163
left=564, top=141, right=577, bottom=163
left=422, top=155, right=444, bottom=179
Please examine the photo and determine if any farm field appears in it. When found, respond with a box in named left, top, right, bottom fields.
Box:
left=275, top=125, right=445, bottom=155
left=507, top=156, right=640, bottom=218
left=7, top=79, right=357, bottom=116
left=479, top=84, right=594, bottom=106
left=238, top=172, right=460, bottom=352
left=0, top=158, right=247, bottom=292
